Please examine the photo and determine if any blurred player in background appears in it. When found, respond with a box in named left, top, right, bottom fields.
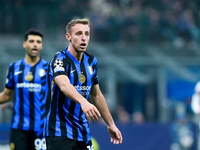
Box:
left=191, top=81, right=200, bottom=115
left=191, top=81, right=200, bottom=150
left=45, top=18, right=122, bottom=150
left=0, top=28, right=47, bottom=150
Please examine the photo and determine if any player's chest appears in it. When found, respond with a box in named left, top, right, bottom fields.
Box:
left=13, top=66, right=46, bottom=83
left=68, top=64, right=95, bottom=84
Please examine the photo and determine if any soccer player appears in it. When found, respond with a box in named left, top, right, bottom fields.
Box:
left=0, top=29, right=47, bottom=150
left=45, top=18, right=122, bottom=150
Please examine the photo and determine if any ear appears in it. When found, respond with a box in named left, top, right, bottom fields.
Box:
left=23, top=41, right=26, bottom=49
left=66, top=33, right=71, bottom=42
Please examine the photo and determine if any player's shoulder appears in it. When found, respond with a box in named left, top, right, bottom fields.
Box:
left=40, top=58, right=48, bottom=65
left=84, top=52, right=97, bottom=62
left=48, top=50, right=65, bottom=65
left=52, top=50, right=66, bottom=59
left=84, top=51, right=95, bottom=58
left=9, top=59, right=23, bottom=67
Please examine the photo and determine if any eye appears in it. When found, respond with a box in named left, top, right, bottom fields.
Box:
left=85, top=32, right=89, bottom=36
left=76, top=31, right=82, bottom=35
left=29, top=40, right=34, bottom=43
left=37, top=40, right=42, bottom=44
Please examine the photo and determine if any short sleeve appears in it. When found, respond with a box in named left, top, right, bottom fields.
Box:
left=49, top=53, right=68, bottom=79
left=5, top=63, right=15, bottom=89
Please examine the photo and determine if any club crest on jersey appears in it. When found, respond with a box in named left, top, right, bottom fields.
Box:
left=25, top=72, right=33, bottom=81
left=54, top=59, right=65, bottom=73
left=79, top=73, right=86, bottom=83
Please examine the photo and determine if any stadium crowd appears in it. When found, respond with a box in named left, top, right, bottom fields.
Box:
left=0, top=0, right=200, bottom=44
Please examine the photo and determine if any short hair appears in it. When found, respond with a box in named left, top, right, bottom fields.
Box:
left=24, top=28, right=43, bottom=41
left=66, top=18, right=90, bottom=34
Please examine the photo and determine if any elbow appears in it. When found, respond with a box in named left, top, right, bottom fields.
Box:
left=59, top=84, right=67, bottom=93
left=59, top=82, right=72, bottom=96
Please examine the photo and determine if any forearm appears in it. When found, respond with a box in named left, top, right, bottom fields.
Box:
left=92, top=93, right=115, bottom=126
left=59, top=81, right=88, bottom=105
left=55, top=75, right=88, bottom=105
left=0, top=90, right=13, bottom=104
left=55, top=75, right=101, bottom=121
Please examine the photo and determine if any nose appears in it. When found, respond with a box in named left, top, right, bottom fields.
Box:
left=81, top=34, right=86, bottom=41
left=33, top=41, right=38, bottom=46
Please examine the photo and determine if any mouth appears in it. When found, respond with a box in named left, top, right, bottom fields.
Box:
left=32, top=48, right=38, bottom=54
left=80, top=43, right=86, bottom=49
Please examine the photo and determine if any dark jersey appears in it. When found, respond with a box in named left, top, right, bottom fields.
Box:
left=5, top=58, right=47, bottom=133
left=45, top=47, right=98, bottom=141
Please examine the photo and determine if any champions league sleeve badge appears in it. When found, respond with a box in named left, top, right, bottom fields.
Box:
left=53, top=59, right=65, bottom=73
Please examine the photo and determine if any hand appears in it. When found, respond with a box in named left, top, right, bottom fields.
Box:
left=1, top=103, right=14, bottom=111
left=107, top=124, right=123, bottom=144
left=1, top=103, right=7, bottom=111
left=81, top=101, right=101, bottom=121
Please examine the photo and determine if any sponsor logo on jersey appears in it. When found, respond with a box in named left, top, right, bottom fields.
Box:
left=74, top=85, right=91, bottom=96
left=17, top=82, right=42, bottom=92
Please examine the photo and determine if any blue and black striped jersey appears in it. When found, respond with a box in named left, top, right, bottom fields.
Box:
left=5, top=58, right=47, bottom=133
left=45, top=47, right=98, bottom=141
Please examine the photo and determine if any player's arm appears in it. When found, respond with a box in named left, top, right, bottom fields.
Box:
left=0, top=88, right=14, bottom=104
left=54, top=75, right=101, bottom=121
left=89, top=84, right=123, bottom=144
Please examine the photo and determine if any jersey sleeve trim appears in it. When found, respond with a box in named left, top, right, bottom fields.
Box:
left=5, top=86, right=15, bottom=89
left=53, top=71, right=68, bottom=79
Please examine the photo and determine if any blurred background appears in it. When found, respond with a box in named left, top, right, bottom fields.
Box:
left=1, top=0, right=200, bottom=150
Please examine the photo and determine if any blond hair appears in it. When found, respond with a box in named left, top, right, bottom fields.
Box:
left=66, top=18, right=90, bottom=34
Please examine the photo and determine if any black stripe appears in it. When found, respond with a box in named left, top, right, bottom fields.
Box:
left=45, top=64, right=51, bottom=116
left=40, top=104, right=45, bottom=113
left=84, top=52, right=94, bottom=64
left=29, top=66, right=36, bottom=130
left=61, top=55, right=80, bottom=140
left=18, top=61, right=25, bottom=129
left=40, top=62, right=48, bottom=129
left=40, top=91, right=46, bottom=103
left=80, top=62, right=88, bottom=141
left=67, top=57, right=79, bottom=140
left=68, top=101, right=78, bottom=139
left=49, top=85, right=59, bottom=135
left=40, top=106, right=46, bottom=119
left=80, top=63, right=87, bottom=99
left=9, top=63, right=16, bottom=125
left=91, top=63, right=97, bottom=83
left=48, top=57, right=59, bottom=135
left=58, top=92, right=67, bottom=136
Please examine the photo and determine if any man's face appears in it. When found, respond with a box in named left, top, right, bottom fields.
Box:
left=67, top=23, right=90, bottom=53
left=23, top=35, right=42, bottom=58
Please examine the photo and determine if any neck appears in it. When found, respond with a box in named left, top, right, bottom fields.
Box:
left=25, top=54, right=40, bottom=66
left=68, top=46, right=83, bottom=62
